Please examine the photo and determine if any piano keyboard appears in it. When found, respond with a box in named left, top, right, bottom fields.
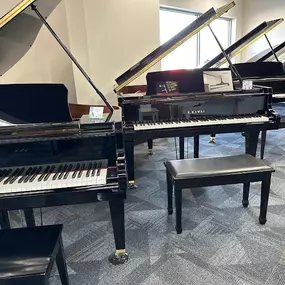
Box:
left=133, top=115, right=269, bottom=131
left=0, top=160, right=110, bottom=195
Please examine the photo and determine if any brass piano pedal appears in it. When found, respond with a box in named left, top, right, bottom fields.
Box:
left=148, top=149, right=153, bottom=155
left=128, top=181, right=137, bottom=189
left=108, top=250, right=129, bottom=265
left=208, top=136, right=216, bottom=144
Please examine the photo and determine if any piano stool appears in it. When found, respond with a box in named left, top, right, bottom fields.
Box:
left=164, top=154, right=274, bottom=234
left=0, top=224, right=69, bottom=285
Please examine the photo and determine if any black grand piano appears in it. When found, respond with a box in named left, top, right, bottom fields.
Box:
left=114, top=1, right=281, bottom=187
left=0, top=1, right=128, bottom=265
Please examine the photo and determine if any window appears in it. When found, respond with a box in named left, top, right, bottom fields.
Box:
left=159, top=7, right=233, bottom=70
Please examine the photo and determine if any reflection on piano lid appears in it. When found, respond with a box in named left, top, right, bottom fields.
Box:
left=233, top=61, right=285, bottom=94
left=114, top=1, right=235, bottom=93
left=248, top=40, right=285, bottom=62
left=145, top=68, right=231, bottom=95
left=0, top=0, right=36, bottom=28
left=0, top=84, right=73, bottom=124
left=202, top=19, right=284, bottom=68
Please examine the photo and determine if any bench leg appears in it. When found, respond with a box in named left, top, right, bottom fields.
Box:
left=175, top=187, right=182, bottom=234
left=242, top=183, right=250, bottom=208
left=56, top=236, right=70, bottom=285
left=259, top=175, right=271, bottom=225
left=167, top=172, right=173, bottom=215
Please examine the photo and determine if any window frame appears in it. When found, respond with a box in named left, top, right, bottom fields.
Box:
left=159, top=5, right=233, bottom=68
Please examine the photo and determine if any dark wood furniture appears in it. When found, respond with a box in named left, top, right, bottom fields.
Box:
left=165, top=154, right=274, bottom=234
left=0, top=224, right=69, bottom=285
left=69, top=103, right=119, bottom=119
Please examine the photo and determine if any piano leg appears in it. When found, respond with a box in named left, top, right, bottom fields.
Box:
left=147, top=139, right=153, bottom=155
left=125, top=140, right=136, bottom=189
left=179, top=137, right=184, bottom=159
left=0, top=211, right=11, bottom=229
left=24, top=209, right=36, bottom=227
left=108, top=198, right=128, bottom=265
left=260, top=131, right=267, bottom=160
left=194, top=136, right=199, bottom=158
left=243, top=130, right=259, bottom=208
left=245, top=130, right=259, bottom=157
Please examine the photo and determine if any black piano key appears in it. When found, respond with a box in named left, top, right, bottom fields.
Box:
left=18, top=167, right=32, bottom=183
left=23, top=167, right=38, bottom=183
left=44, top=165, right=55, bottom=181
left=38, top=165, right=50, bottom=182
left=53, top=164, right=63, bottom=180
left=30, top=166, right=43, bottom=182
left=72, top=163, right=81, bottom=179
left=9, top=168, right=25, bottom=184
left=58, top=164, right=68, bottom=180
left=78, top=163, right=85, bottom=178
left=91, top=162, right=97, bottom=177
left=0, top=169, right=12, bottom=183
left=63, top=164, right=73, bottom=180
left=86, top=162, right=93, bottom=177
left=3, top=168, right=20, bottom=185
left=97, top=162, right=102, bottom=176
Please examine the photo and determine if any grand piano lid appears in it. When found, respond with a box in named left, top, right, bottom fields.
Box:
left=0, top=0, right=37, bottom=29
left=248, top=40, right=285, bottom=62
left=203, top=18, right=284, bottom=68
left=114, top=1, right=235, bottom=93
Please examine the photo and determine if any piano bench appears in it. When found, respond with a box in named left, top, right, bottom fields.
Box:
left=0, top=224, right=69, bottom=285
left=164, top=154, right=274, bottom=234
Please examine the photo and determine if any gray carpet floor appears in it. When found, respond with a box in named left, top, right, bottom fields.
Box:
left=7, top=104, right=285, bottom=285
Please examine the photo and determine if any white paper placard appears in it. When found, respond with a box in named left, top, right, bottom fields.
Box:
left=242, top=80, right=253, bottom=90
left=89, top=106, right=104, bottom=119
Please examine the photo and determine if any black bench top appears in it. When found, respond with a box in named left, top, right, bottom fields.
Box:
left=0, top=225, right=62, bottom=279
left=164, top=154, right=274, bottom=180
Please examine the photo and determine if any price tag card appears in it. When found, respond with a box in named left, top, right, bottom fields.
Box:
left=89, top=106, right=104, bottom=119
left=242, top=80, right=253, bottom=90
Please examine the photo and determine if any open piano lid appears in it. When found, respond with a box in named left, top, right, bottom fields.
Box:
left=252, top=41, right=285, bottom=62
left=0, top=0, right=36, bottom=28
left=114, top=1, right=235, bottom=93
left=203, top=18, right=284, bottom=68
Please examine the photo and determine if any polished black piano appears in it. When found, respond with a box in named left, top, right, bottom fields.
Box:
left=0, top=1, right=128, bottom=265
left=0, top=85, right=128, bottom=264
left=119, top=67, right=280, bottom=184
left=114, top=2, right=281, bottom=185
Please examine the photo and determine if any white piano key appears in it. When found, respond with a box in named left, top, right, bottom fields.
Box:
left=0, top=160, right=109, bottom=195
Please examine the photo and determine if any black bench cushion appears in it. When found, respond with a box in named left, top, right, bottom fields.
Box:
left=0, top=225, right=62, bottom=279
left=165, top=154, right=274, bottom=180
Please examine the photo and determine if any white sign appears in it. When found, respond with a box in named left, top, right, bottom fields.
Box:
left=89, top=106, right=104, bottom=119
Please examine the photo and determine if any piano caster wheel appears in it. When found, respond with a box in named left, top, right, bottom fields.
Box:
left=108, top=252, right=129, bottom=265
left=148, top=149, right=153, bottom=155
left=259, top=217, right=267, bottom=225
left=208, top=137, right=216, bottom=144
left=128, top=181, right=137, bottom=189
left=242, top=200, right=249, bottom=208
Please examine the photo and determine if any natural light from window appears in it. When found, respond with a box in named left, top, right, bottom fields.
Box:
left=159, top=7, right=233, bottom=71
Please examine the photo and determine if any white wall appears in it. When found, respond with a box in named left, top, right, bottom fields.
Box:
left=241, top=0, right=285, bottom=61
left=1, top=0, right=245, bottom=106
left=0, top=1, right=77, bottom=103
